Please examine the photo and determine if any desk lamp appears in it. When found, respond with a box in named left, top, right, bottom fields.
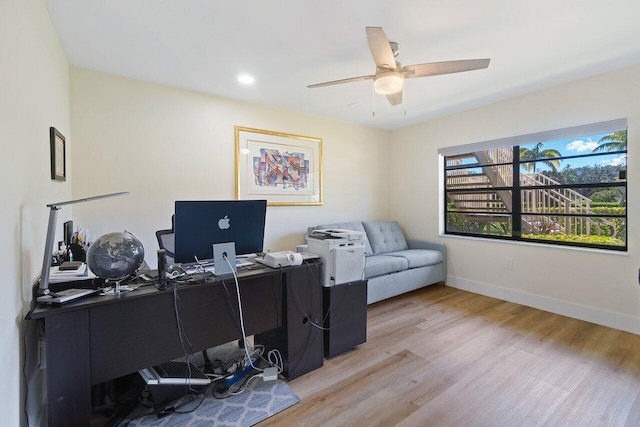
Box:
left=38, top=192, right=129, bottom=297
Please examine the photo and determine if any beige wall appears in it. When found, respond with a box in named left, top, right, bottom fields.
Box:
left=1, top=0, right=71, bottom=425
left=390, top=64, right=640, bottom=333
left=69, top=69, right=391, bottom=267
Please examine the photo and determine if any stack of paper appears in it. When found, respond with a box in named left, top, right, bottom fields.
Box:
left=49, top=263, right=96, bottom=283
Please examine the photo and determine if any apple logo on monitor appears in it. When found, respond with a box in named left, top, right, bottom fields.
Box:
left=218, top=215, right=231, bottom=230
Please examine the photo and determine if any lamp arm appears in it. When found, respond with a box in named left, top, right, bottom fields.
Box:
left=37, top=191, right=130, bottom=295
left=38, top=206, right=60, bottom=295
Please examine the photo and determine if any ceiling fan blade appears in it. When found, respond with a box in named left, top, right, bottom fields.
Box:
left=365, top=27, right=396, bottom=70
left=307, top=75, right=374, bottom=89
left=403, top=59, right=490, bottom=78
left=386, top=91, right=403, bottom=106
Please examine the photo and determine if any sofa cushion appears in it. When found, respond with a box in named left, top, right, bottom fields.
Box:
left=363, top=221, right=409, bottom=255
left=310, top=222, right=373, bottom=256
left=386, top=249, right=444, bottom=269
left=364, top=255, right=409, bottom=278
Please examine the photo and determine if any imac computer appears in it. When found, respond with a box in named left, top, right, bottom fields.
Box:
left=174, top=200, right=267, bottom=264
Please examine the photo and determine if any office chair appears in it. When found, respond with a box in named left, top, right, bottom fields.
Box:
left=155, top=229, right=175, bottom=265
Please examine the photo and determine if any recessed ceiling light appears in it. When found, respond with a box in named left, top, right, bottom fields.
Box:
left=348, top=103, right=360, bottom=109
left=237, top=74, right=255, bottom=85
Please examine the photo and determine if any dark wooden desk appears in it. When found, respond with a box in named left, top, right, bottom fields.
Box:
left=28, top=263, right=319, bottom=427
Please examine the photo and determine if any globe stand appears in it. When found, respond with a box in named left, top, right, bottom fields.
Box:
left=100, top=279, right=136, bottom=296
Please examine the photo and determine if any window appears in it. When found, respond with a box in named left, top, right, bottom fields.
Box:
left=441, top=119, right=627, bottom=251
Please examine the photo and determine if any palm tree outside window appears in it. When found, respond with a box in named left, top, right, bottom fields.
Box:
left=519, top=142, right=562, bottom=173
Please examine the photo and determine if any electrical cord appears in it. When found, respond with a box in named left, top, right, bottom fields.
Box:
left=292, top=279, right=325, bottom=330
left=288, top=262, right=330, bottom=330
left=292, top=261, right=359, bottom=332
left=279, top=264, right=322, bottom=375
left=242, top=344, right=282, bottom=376
left=124, top=382, right=213, bottom=426
left=212, top=358, right=280, bottom=399
left=205, top=347, right=266, bottom=399
left=22, top=317, right=30, bottom=427
left=228, top=373, right=262, bottom=395
left=266, top=349, right=284, bottom=373
left=192, top=256, right=210, bottom=282
left=129, top=253, right=285, bottom=417
left=168, top=268, right=214, bottom=286
left=218, top=279, right=242, bottom=332
left=205, top=346, right=261, bottom=379
left=223, top=255, right=283, bottom=374
left=171, top=283, right=204, bottom=394
left=224, top=255, right=263, bottom=371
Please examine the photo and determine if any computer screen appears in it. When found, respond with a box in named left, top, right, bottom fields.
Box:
left=174, top=200, right=267, bottom=263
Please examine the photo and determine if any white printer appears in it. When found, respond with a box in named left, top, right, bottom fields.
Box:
left=305, top=229, right=365, bottom=287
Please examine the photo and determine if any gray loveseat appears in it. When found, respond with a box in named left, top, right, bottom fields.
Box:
left=308, top=221, right=446, bottom=304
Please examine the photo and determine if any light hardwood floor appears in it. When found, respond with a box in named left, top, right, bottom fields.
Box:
left=263, top=284, right=640, bottom=427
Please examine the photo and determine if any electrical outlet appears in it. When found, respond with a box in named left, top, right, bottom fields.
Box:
left=505, top=258, right=513, bottom=269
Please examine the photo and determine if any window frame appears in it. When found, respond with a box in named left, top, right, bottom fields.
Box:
left=439, top=119, right=628, bottom=251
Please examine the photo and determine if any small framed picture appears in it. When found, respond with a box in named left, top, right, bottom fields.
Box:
left=50, top=127, right=66, bottom=181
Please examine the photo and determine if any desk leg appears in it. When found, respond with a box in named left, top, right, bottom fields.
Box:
left=46, top=310, right=91, bottom=427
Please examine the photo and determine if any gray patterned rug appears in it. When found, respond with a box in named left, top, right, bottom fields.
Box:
left=125, top=380, right=299, bottom=426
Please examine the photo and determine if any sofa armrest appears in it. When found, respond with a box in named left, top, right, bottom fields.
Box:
left=406, top=239, right=446, bottom=283
left=407, top=239, right=444, bottom=252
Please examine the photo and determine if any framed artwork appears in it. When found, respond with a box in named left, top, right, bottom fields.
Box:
left=235, top=126, right=322, bottom=206
left=50, top=127, right=66, bottom=181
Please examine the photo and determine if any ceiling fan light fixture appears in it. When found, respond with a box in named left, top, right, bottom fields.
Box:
left=373, top=70, right=403, bottom=95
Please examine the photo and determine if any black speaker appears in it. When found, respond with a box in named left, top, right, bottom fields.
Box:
left=63, top=220, right=73, bottom=245
left=157, top=249, right=167, bottom=288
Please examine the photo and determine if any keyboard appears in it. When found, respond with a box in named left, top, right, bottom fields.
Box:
left=181, top=258, right=253, bottom=274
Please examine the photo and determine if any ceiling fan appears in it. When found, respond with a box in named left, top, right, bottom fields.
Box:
left=308, top=27, right=490, bottom=106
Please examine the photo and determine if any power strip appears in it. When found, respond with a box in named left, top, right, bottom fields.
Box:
left=225, top=358, right=258, bottom=387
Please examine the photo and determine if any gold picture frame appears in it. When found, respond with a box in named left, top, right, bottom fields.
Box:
left=235, top=126, right=322, bottom=206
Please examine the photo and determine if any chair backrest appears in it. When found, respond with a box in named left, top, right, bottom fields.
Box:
left=156, top=229, right=175, bottom=265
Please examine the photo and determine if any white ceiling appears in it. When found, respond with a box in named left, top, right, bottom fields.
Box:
left=44, top=0, right=640, bottom=130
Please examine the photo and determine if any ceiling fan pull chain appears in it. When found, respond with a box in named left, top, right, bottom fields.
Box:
left=372, top=83, right=376, bottom=117
left=403, top=86, right=407, bottom=116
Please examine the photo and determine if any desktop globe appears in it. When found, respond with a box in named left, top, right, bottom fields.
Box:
left=86, top=231, right=145, bottom=281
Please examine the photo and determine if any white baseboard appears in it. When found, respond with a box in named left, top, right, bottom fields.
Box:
left=446, top=276, right=640, bottom=335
